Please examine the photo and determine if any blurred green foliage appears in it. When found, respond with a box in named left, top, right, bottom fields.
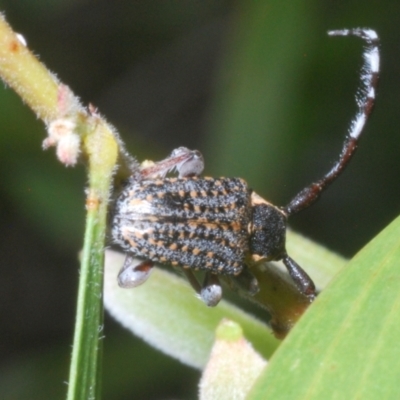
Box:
left=0, top=1, right=399, bottom=399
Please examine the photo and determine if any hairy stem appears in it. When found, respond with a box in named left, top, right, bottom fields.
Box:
left=0, top=15, right=119, bottom=400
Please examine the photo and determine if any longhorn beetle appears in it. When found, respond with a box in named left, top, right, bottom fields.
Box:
left=112, top=29, right=380, bottom=307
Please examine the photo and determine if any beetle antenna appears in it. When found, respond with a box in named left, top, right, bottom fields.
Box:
left=283, top=28, right=380, bottom=216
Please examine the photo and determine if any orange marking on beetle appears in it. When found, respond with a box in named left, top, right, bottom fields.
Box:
left=127, top=239, right=138, bottom=248
left=169, top=243, right=178, bottom=250
left=192, top=220, right=216, bottom=227
left=192, top=247, right=201, bottom=255
left=129, top=198, right=141, bottom=205
left=133, top=231, right=144, bottom=239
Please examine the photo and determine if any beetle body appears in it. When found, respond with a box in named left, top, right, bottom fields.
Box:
left=112, top=176, right=287, bottom=276
left=111, top=28, right=380, bottom=307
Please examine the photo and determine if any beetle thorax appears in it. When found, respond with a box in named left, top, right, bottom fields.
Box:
left=249, top=192, right=287, bottom=261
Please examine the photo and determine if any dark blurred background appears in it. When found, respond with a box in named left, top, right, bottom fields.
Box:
left=0, top=1, right=399, bottom=399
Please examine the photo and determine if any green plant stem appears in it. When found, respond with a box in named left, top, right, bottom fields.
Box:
left=66, top=120, right=118, bottom=400
left=67, top=202, right=106, bottom=400
left=68, top=206, right=105, bottom=397
left=0, top=15, right=61, bottom=121
left=0, top=15, right=119, bottom=399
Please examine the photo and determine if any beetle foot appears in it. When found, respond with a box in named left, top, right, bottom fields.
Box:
left=117, top=256, right=154, bottom=288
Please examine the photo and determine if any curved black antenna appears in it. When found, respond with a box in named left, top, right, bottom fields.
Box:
left=283, top=29, right=380, bottom=216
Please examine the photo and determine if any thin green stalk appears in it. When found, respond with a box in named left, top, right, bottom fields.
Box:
left=0, top=15, right=119, bottom=399
left=66, top=118, right=118, bottom=400
left=0, top=14, right=60, bottom=121
left=66, top=190, right=106, bottom=398
left=67, top=202, right=106, bottom=399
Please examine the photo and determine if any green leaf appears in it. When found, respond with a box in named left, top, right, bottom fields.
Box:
left=103, top=230, right=345, bottom=368
left=104, top=250, right=279, bottom=368
left=248, top=215, right=400, bottom=399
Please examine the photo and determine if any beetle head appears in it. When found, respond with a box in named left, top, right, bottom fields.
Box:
left=250, top=203, right=287, bottom=260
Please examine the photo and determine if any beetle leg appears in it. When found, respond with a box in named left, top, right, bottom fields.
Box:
left=117, top=256, right=154, bottom=288
left=182, top=270, right=222, bottom=307
left=140, top=147, right=204, bottom=180
left=200, top=272, right=223, bottom=307
left=171, top=147, right=204, bottom=177
left=182, top=269, right=202, bottom=293
left=281, top=253, right=316, bottom=298
left=224, top=269, right=260, bottom=297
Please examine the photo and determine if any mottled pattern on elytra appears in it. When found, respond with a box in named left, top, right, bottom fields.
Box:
left=112, top=177, right=252, bottom=274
